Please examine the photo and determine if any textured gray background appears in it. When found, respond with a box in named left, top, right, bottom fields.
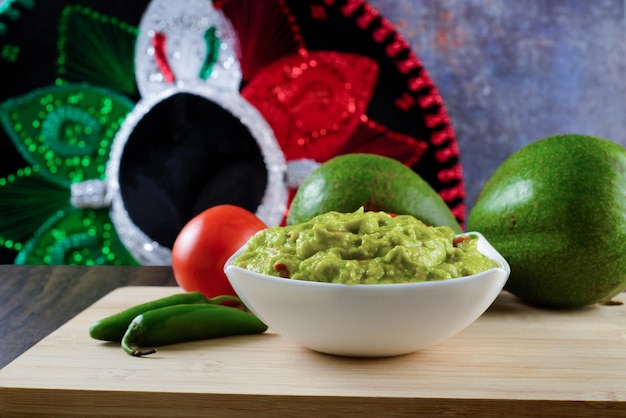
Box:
left=370, top=0, right=626, bottom=211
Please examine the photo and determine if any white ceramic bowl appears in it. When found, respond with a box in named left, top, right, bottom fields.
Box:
left=224, top=232, right=510, bottom=357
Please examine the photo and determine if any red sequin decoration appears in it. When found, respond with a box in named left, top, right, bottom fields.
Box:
left=152, top=32, right=175, bottom=83
left=355, top=119, right=427, bottom=167
left=430, top=127, right=454, bottom=146
left=242, top=51, right=379, bottom=162
left=437, top=163, right=463, bottom=183
left=386, top=38, right=409, bottom=58
left=341, top=0, right=362, bottom=16
left=435, top=142, right=460, bottom=163
left=228, top=0, right=467, bottom=224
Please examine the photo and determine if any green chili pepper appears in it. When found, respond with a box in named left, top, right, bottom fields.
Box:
left=121, top=304, right=268, bottom=357
left=89, top=291, right=243, bottom=342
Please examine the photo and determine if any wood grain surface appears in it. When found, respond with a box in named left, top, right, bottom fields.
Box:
left=0, top=265, right=177, bottom=370
left=1, top=286, right=625, bottom=417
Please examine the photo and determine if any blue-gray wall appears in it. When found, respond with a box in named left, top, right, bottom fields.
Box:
left=371, top=0, right=626, bottom=210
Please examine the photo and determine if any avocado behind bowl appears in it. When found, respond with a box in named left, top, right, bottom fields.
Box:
left=287, top=153, right=462, bottom=233
left=468, top=134, right=626, bottom=308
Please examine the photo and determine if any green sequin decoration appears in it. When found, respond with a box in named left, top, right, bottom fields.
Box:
left=0, top=0, right=35, bottom=14
left=0, top=84, right=134, bottom=187
left=0, top=165, right=69, bottom=252
left=0, top=1, right=144, bottom=266
left=0, top=0, right=36, bottom=36
left=56, top=5, right=138, bottom=95
left=199, top=26, right=221, bottom=81
left=41, top=105, right=101, bottom=156
left=1, top=44, right=20, bottom=62
left=16, top=207, right=138, bottom=266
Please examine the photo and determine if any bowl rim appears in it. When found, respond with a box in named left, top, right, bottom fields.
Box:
left=224, top=231, right=510, bottom=289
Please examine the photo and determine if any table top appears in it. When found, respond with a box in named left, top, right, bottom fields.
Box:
left=0, top=264, right=177, bottom=370
left=2, top=265, right=626, bottom=417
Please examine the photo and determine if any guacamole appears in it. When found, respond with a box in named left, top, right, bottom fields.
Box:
left=233, top=208, right=499, bottom=284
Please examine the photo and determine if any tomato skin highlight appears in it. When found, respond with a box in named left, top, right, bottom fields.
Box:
left=172, top=205, right=267, bottom=298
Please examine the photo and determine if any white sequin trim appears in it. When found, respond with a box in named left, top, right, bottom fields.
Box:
left=135, top=0, right=242, bottom=100
left=70, top=179, right=109, bottom=209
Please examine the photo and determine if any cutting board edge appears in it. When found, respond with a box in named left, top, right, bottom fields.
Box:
left=3, top=386, right=626, bottom=418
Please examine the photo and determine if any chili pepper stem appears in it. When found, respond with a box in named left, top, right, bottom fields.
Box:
left=130, top=347, right=157, bottom=357
left=121, top=323, right=157, bottom=357
left=122, top=340, right=157, bottom=357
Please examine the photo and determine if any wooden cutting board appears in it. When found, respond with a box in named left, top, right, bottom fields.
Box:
left=1, top=286, right=625, bottom=417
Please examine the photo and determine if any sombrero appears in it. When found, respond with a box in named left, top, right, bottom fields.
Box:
left=0, top=0, right=465, bottom=265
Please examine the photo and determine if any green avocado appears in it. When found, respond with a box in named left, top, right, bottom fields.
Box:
left=467, top=134, right=626, bottom=308
left=286, top=153, right=462, bottom=233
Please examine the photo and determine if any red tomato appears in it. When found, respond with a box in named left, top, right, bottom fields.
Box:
left=172, top=205, right=267, bottom=298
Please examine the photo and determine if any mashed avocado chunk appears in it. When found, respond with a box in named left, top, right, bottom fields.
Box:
left=233, top=208, right=499, bottom=284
